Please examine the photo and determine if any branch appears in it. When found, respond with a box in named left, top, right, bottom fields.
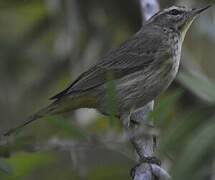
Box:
left=128, top=102, right=170, bottom=180
left=127, top=1, right=171, bottom=179
left=140, top=0, right=160, bottom=21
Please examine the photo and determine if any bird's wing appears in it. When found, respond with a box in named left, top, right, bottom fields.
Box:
left=51, top=30, right=168, bottom=100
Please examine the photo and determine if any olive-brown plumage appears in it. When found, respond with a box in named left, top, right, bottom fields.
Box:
left=4, top=5, right=211, bottom=136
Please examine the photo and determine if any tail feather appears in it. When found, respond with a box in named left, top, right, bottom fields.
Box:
left=3, top=104, right=54, bottom=136
left=3, top=94, right=97, bottom=137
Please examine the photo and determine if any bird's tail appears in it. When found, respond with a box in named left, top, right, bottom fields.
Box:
left=3, top=103, right=56, bottom=136
left=3, top=94, right=97, bottom=136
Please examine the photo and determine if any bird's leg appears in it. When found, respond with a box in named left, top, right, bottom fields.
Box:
left=121, top=104, right=157, bottom=160
left=130, top=102, right=154, bottom=127
left=121, top=106, right=152, bottom=129
left=121, top=102, right=167, bottom=179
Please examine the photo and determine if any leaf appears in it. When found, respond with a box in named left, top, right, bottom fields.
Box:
left=178, top=72, right=215, bottom=103
left=151, top=89, right=183, bottom=124
left=159, top=107, right=213, bottom=154
left=172, top=119, right=215, bottom=180
left=106, top=73, right=118, bottom=128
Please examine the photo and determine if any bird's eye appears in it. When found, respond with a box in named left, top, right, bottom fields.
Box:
left=169, top=9, right=181, bottom=15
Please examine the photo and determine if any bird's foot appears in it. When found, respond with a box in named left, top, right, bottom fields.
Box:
left=140, top=156, right=161, bottom=166
left=130, top=156, right=161, bottom=179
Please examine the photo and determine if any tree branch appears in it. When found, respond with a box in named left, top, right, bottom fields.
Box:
left=127, top=1, right=171, bottom=179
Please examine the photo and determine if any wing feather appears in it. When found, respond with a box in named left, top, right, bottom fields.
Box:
left=50, top=28, right=167, bottom=100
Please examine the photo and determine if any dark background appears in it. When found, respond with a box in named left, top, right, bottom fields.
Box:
left=0, top=0, right=215, bottom=179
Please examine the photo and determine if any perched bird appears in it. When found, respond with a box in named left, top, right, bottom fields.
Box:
left=4, top=5, right=211, bottom=136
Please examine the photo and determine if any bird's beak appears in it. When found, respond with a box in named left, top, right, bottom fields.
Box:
left=191, top=5, right=211, bottom=16
left=180, top=5, right=211, bottom=42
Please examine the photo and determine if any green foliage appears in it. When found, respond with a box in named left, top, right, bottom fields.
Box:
left=178, top=72, right=215, bottom=103
left=172, top=120, right=215, bottom=180
left=0, top=152, right=55, bottom=180
left=106, top=72, right=119, bottom=128
left=0, top=136, right=36, bottom=158
left=151, top=89, right=183, bottom=125
left=88, top=164, right=130, bottom=180
left=46, top=116, right=88, bottom=139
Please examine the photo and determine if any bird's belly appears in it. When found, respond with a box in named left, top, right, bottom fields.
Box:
left=116, top=59, right=179, bottom=111
left=95, top=58, right=180, bottom=116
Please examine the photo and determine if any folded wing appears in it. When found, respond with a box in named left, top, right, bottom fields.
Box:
left=51, top=29, right=167, bottom=100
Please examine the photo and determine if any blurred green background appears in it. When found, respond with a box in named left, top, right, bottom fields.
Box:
left=0, top=0, right=215, bottom=179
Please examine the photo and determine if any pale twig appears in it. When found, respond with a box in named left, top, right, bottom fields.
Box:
left=130, top=1, right=171, bottom=179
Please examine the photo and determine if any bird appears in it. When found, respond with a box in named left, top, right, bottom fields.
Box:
left=4, top=5, right=211, bottom=136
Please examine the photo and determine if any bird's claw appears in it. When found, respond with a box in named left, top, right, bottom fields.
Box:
left=130, top=156, right=161, bottom=179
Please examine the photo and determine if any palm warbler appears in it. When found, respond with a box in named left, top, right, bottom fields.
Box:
left=4, top=5, right=211, bottom=136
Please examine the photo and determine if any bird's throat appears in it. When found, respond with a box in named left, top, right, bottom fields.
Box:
left=180, top=18, right=195, bottom=42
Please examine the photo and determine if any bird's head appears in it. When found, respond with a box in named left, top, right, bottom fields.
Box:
left=148, top=5, right=211, bottom=40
